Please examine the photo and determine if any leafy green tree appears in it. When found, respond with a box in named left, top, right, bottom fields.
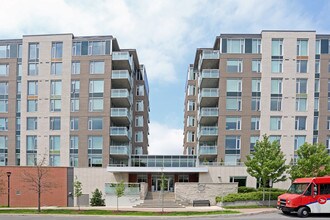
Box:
left=245, top=134, right=288, bottom=201
left=115, top=181, right=125, bottom=211
left=90, top=188, right=105, bottom=206
left=289, top=143, right=330, bottom=180
left=160, top=173, right=168, bottom=213
left=73, top=176, right=83, bottom=210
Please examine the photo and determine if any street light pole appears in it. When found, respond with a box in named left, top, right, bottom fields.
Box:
left=6, top=171, right=11, bottom=208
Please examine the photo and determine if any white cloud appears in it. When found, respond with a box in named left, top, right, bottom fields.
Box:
left=148, top=122, right=183, bottom=155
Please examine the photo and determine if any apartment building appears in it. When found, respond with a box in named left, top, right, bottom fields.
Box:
left=183, top=30, right=330, bottom=167
left=0, top=34, right=149, bottom=168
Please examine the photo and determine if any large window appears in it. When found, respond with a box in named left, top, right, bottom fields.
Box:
left=227, top=59, right=243, bottom=73
left=251, top=117, right=260, bottom=130
left=251, top=97, right=261, bottom=111
left=226, top=97, right=242, bottom=111
left=0, top=118, right=8, bottom=131
left=88, top=117, right=103, bottom=130
left=49, top=136, right=60, bottom=151
left=270, top=97, right=282, bottom=111
left=0, top=45, right=9, bottom=58
left=225, top=136, right=241, bottom=165
left=296, top=60, right=308, bottom=73
left=136, top=100, right=144, bottom=111
left=226, top=117, right=241, bottom=130
left=271, top=79, right=282, bottom=94
left=295, top=116, right=307, bottom=130
left=137, top=85, right=145, bottom=96
left=227, top=39, right=244, bottom=53
left=71, top=61, right=80, bottom=74
left=187, top=131, right=195, bottom=142
left=271, top=39, right=283, bottom=56
left=89, top=41, right=106, bottom=55
left=71, top=98, right=79, bottom=112
left=252, top=59, right=261, bottom=72
left=252, top=39, right=261, bottom=54
left=296, top=79, right=307, bottom=94
left=50, top=117, right=61, bottom=130
left=89, top=80, right=104, bottom=112
left=296, top=98, right=307, bottom=112
left=271, top=60, right=283, bottom=73
left=252, top=79, right=261, bottom=92
left=135, top=115, right=144, bottom=127
left=135, top=131, right=143, bottom=142
left=294, top=135, right=306, bottom=150
left=0, top=82, right=8, bottom=113
left=28, top=81, right=38, bottom=96
left=250, top=136, right=259, bottom=152
left=297, top=39, right=308, bottom=56
left=227, top=79, right=242, bottom=92
left=28, top=63, right=38, bottom=75
left=89, top=80, right=104, bottom=94
left=27, top=117, right=37, bottom=130
left=70, top=117, right=79, bottom=131
left=51, top=42, right=63, bottom=59
left=88, top=136, right=103, bottom=149
left=0, top=64, right=9, bottom=76
left=29, top=43, right=39, bottom=60
left=51, top=62, right=62, bottom=75
left=90, top=61, right=105, bottom=74
left=187, top=100, right=195, bottom=111
left=270, top=116, right=281, bottom=130
left=72, top=42, right=81, bottom=56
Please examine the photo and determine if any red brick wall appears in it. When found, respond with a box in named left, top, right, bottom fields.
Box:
left=0, top=166, right=69, bottom=207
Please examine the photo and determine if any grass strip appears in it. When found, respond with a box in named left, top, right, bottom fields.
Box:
left=0, top=209, right=239, bottom=216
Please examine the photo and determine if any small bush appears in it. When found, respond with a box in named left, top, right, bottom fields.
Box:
left=257, top=187, right=286, bottom=193
left=216, top=191, right=284, bottom=203
left=90, top=188, right=105, bottom=206
left=238, top=187, right=257, bottom=193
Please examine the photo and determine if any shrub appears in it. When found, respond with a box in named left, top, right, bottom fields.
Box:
left=257, top=187, right=286, bottom=193
left=238, top=187, right=257, bottom=193
left=90, top=188, right=105, bottom=206
left=216, top=191, right=284, bottom=203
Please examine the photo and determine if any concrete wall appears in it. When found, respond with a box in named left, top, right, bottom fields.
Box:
left=105, top=195, right=142, bottom=207
left=175, top=182, right=238, bottom=205
left=140, top=182, right=148, bottom=200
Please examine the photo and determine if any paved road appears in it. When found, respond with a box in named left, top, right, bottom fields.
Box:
left=1, top=211, right=330, bottom=220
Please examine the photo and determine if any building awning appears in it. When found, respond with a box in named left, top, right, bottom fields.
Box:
left=107, top=166, right=208, bottom=173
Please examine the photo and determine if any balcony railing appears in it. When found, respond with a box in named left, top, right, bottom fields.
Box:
left=199, top=146, right=217, bottom=155
left=112, top=70, right=131, bottom=80
left=200, top=107, right=219, bottom=117
left=200, top=126, right=218, bottom=136
left=199, top=161, right=245, bottom=167
left=201, top=50, right=220, bottom=60
left=110, top=145, right=129, bottom=155
left=200, top=88, right=219, bottom=97
left=112, top=51, right=133, bottom=70
left=111, top=108, right=130, bottom=118
left=111, top=89, right=129, bottom=98
left=110, top=127, right=129, bottom=136
left=201, top=69, right=219, bottom=78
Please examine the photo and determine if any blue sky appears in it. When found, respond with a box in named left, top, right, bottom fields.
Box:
left=1, top=0, right=329, bottom=154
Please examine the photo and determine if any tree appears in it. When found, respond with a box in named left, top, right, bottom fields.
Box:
left=245, top=134, right=288, bottom=201
left=73, top=176, right=83, bottom=210
left=289, top=143, right=330, bottom=180
left=115, top=181, right=125, bottom=211
left=22, top=155, right=56, bottom=212
left=90, top=188, right=105, bottom=206
left=160, top=172, right=167, bottom=213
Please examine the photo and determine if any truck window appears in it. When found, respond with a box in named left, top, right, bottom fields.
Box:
left=287, top=183, right=310, bottom=194
left=320, top=184, right=330, bottom=195
left=304, top=184, right=312, bottom=196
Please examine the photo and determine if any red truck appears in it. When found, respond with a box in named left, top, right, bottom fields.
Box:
left=277, top=176, right=330, bottom=217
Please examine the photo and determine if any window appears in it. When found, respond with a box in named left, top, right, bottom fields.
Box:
left=71, top=98, right=79, bottom=112
left=0, top=64, right=9, bottom=76
left=227, top=79, right=242, bottom=92
left=296, top=79, right=307, bottom=94
left=51, top=62, right=62, bottom=75
left=89, top=41, right=106, bottom=55
left=251, top=117, right=260, bottom=130
left=51, top=42, right=63, bottom=59
left=230, top=176, right=247, bottom=187
left=295, top=116, right=306, bottom=130
left=315, top=79, right=320, bottom=93
left=70, top=117, right=79, bottom=131
left=271, top=79, right=282, bottom=94
left=313, top=135, right=318, bottom=144
left=89, top=98, right=103, bottom=112
left=89, top=80, right=104, bottom=112
left=294, top=135, right=306, bottom=150
left=90, top=61, right=105, bottom=74
left=271, top=60, right=283, bottom=73
left=225, top=136, right=241, bottom=149
left=269, top=135, right=281, bottom=144
left=88, top=136, right=103, bottom=149
left=314, top=97, right=319, bottom=111
left=70, top=136, right=79, bottom=152
left=227, top=60, right=243, bottom=72
left=226, top=97, right=242, bottom=111
left=296, top=98, right=307, bottom=112
left=29, top=43, right=39, bottom=60
left=0, top=45, right=9, bottom=58
left=0, top=99, right=8, bottom=113
left=135, top=131, right=143, bottom=142
left=327, top=137, right=330, bottom=150
left=26, top=135, right=37, bottom=150
left=315, top=60, right=320, bottom=74
left=89, top=157, right=102, bottom=167
left=16, top=100, right=20, bottom=113
left=135, top=146, right=143, bottom=155
left=296, top=60, right=308, bottom=73
left=28, top=63, right=38, bottom=75
left=320, top=184, right=330, bottom=195
left=49, top=136, right=60, bottom=151
left=0, top=82, right=8, bottom=113
left=188, top=68, right=196, bottom=80
left=50, top=117, right=61, bottom=130
left=270, top=116, right=281, bottom=130
left=71, top=61, right=80, bottom=74
left=252, top=59, right=261, bottom=72
left=314, top=116, right=318, bottom=131
left=316, top=40, right=321, bottom=55
left=187, top=116, right=195, bottom=127
left=187, top=100, right=195, bottom=111
left=297, top=39, right=308, bottom=56
left=27, top=117, right=37, bottom=130
left=136, top=100, right=144, bottom=111
left=187, top=85, right=195, bottom=96
left=0, top=118, right=8, bottom=131
left=16, top=118, right=20, bottom=131
left=250, top=136, right=259, bottom=152
left=17, top=63, right=22, bottom=76
left=225, top=136, right=241, bottom=165
left=137, top=85, right=144, bottom=96
left=178, top=174, right=189, bottom=182
left=27, top=81, right=38, bottom=96
left=328, top=98, right=330, bottom=111
left=72, top=42, right=81, bottom=56
left=187, top=131, right=195, bottom=142
left=135, top=116, right=144, bottom=127
left=251, top=97, right=261, bottom=111
left=226, top=117, right=241, bottom=130
left=88, top=117, right=103, bottom=130
left=252, top=79, right=261, bottom=92
left=252, top=39, right=261, bottom=54
left=89, top=80, right=104, bottom=93
left=227, top=39, right=244, bottom=53
left=50, top=80, right=62, bottom=96
left=271, top=39, right=283, bottom=56
left=327, top=117, right=330, bottom=130
left=71, top=80, right=80, bottom=94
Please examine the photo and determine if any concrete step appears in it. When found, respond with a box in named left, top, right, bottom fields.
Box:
left=134, top=192, right=185, bottom=208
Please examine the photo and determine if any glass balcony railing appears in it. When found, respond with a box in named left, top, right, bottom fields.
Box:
left=111, top=108, right=130, bottom=118
left=110, top=145, right=129, bottom=155
left=201, top=69, right=219, bottom=78
left=110, top=127, right=129, bottom=136
left=200, top=88, right=219, bottom=97
left=111, top=89, right=129, bottom=98
left=199, top=146, right=217, bottom=155
left=112, top=70, right=131, bottom=79
left=112, top=51, right=130, bottom=60
left=200, top=126, right=218, bottom=136
left=200, top=107, right=219, bottom=117
left=201, top=50, right=220, bottom=60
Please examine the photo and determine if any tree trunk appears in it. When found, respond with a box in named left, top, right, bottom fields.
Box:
left=78, top=197, right=80, bottom=211
left=38, top=190, right=41, bottom=213
left=117, top=196, right=118, bottom=211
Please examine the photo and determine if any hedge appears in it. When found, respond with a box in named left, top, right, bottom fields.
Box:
left=237, top=187, right=257, bottom=193
left=216, top=191, right=284, bottom=203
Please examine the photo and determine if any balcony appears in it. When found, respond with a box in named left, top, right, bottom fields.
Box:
left=199, top=88, right=219, bottom=107
left=199, top=107, right=219, bottom=125
left=198, top=50, right=220, bottom=70
left=199, top=146, right=217, bottom=159
left=112, top=51, right=133, bottom=72
left=111, top=70, right=132, bottom=89
left=110, top=127, right=130, bottom=141
left=110, top=145, right=129, bottom=158
left=111, top=108, right=131, bottom=125
left=199, top=126, right=218, bottom=141
left=199, top=69, right=219, bottom=88
left=111, top=89, right=132, bottom=107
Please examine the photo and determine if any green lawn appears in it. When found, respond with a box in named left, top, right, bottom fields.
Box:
left=223, top=205, right=277, bottom=209
left=0, top=209, right=239, bottom=216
